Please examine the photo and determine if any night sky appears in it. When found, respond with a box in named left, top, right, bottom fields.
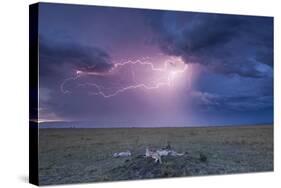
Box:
left=37, top=3, right=273, bottom=127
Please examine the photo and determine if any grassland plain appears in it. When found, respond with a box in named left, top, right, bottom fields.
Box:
left=38, top=125, right=273, bottom=185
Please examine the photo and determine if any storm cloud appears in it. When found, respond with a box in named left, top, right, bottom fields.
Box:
left=147, top=12, right=273, bottom=78
left=39, top=36, right=113, bottom=81
left=37, top=3, right=273, bottom=126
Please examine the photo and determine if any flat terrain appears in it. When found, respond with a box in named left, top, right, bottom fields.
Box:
left=38, top=125, right=273, bottom=185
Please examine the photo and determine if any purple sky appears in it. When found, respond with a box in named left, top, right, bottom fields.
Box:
left=36, top=3, right=273, bottom=127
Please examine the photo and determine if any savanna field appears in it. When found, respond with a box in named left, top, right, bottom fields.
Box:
left=38, top=125, right=273, bottom=185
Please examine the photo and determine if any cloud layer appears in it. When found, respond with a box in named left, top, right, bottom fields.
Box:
left=148, top=12, right=273, bottom=78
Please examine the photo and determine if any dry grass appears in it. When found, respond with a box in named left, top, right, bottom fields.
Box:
left=38, top=125, right=273, bottom=185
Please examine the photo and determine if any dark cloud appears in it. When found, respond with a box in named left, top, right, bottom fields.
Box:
left=39, top=36, right=113, bottom=80
left=147, top=12, right=273, bottom=78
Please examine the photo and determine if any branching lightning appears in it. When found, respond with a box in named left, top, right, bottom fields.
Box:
left=60, top=57, right=188, bottom=98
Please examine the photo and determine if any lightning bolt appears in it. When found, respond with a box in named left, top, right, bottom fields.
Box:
left=60, top=74, right=81, bottom=94
left=60, top=56, right=188, bottom=98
